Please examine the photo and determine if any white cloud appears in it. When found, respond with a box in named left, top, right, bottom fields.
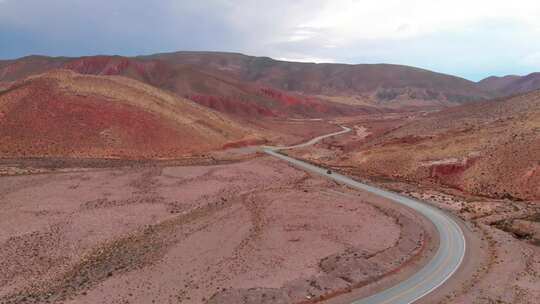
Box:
left=295, top=0, right=540, bottom=45
left=521, top=52, right=540, bottom=68
left=276, top=56, right=336, bottom=63
left=236, top=0, right=540, bottom=79
left=285, top=27, right=320, bottom=42
left=2, top=0, right=540, bottom=79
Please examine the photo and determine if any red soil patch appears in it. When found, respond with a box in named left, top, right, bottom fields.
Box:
left=188, top=90, right=354, bottom=118
left=431, top=162, right=468, bottom=177
left=64, top=56, right=129, bottom=75
left=63, top=56, right=154, bottom=79
left=385, top=135, right=427, bottom=145
left=428, top=157, right=479, bottom=189
left=222, top=138, right=268, bottom=149
left=188, top=95, right=276, bottom=117
left=259, top=88, right=336, bottom=115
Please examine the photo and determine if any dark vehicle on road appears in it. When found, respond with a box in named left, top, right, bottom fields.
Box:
left=326, top=170, right=332, bottom=174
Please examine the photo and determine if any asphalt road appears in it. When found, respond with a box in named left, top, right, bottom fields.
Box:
left=263, top=126, right=466, bottom=304
left=266, top=126, right=352, bottom=150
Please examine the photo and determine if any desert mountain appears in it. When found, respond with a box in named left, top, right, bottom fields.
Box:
left=351, top=90, right=540, bottom=200
left=0, top=70, right=254, bottom=159
left=479, top=72, right=540, bottom=97
left=0, top=52, right=496, bottom=115
left=145, top=52, right=490, bottom=105
left=0, top=54, right=371, bottom=118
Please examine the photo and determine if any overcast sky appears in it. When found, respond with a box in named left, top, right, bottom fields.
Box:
left=1, top=0, right=540, bottom=81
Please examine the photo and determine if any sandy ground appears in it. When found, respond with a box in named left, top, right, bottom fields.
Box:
left=0, top=157, right=433, bottom=304
left=286, top=116, right=540, bottom=303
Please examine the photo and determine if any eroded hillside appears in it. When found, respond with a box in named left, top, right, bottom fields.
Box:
left=0, top=70, right=254, bottom=159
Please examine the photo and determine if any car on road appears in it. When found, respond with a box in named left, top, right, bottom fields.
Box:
left=326, top=170, right=332, bottom=174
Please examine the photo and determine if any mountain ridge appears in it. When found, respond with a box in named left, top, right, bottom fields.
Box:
left=0, top=51, right=500, bottom=114
left=0, top=69, right=256, bottom=158
left=479, top=72, right=540, bottom=97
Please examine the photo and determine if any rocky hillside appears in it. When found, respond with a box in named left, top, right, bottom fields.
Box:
left=478, top=73, right=540, bottom=97
left=0, top=70, right=254, bottom=159
left=0, top=52, right=496, bottom=115
left=145, top=52, right=491, bottom=107
left=0, top=54, right=372, bottom=118
left=351, top=90, right=540, bottom=200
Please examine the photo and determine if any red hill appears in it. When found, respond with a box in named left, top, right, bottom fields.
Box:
left=0, top=70, right=253, bottom=159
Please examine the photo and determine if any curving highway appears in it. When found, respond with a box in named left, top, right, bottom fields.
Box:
left=263, top=126, right=352, bottom=150
left=263, top=126, right=466, bottom=304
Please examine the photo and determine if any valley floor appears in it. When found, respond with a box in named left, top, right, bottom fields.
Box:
left=1, top=111, right=538, bottom=304
left=0, top=157, right=435, bottom=304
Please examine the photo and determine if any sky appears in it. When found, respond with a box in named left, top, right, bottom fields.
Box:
left=1, top=0, right=540, bottom=81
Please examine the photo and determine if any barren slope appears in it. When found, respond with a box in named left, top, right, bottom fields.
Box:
left=144, top=52, right=491, bottom=106
left=479, top=73, right=540, bottom=97
left=0, top=52, right=496, bottom=115
left=344, top=91, right=540, bottom=200
left=0, top=70, right=253, bottom=159
left=0, top=55, right=369, bottom=118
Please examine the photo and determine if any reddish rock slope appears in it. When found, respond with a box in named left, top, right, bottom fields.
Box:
left=0, top=70, right=252, bottom=159
left=478, top=73, right=540, bottom=97
left=0, top=52, right=494, bottom=116
left=339, top=91, right=540, bottom=200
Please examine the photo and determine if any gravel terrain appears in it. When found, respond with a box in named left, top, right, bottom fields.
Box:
left=0, top=157, right=432, bottom=304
